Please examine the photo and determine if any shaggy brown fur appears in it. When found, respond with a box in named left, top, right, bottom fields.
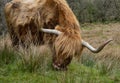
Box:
left=5, top=0, right=83, bottom=70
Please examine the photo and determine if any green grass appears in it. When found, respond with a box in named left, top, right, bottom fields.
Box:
left=0, top=61, right=115, bottom=83
left=0, top=47, right=120, bottom=83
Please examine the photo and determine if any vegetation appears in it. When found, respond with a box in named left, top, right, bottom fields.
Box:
left=0, top=23, right=120, bottom=83
left=67, top=0, right=120, bottom=23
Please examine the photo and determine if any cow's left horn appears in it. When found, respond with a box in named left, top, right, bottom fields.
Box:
left=40, top=28, right=62, bottom=35
left=82, top=39, right=112, bottom=53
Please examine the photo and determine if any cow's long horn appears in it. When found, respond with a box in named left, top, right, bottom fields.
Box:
left=82, top=39, right=112, bottom=53
left=41, top=28, right=62, bottom=35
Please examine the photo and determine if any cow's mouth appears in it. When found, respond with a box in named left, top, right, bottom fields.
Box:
left=52, top=63, right=67, bottom=71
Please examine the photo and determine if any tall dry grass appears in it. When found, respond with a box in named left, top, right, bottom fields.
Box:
left=18, top=45, right=52, bottom=72
left=0, top=34, right=52, bottom=72
left=81, top=23, right=120, bottom=73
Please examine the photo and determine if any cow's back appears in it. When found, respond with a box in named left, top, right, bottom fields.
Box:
left=4, top=0, right=59, bottom=46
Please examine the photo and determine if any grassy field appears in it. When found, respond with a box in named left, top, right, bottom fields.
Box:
left=0, top=23, right=120, bottom=83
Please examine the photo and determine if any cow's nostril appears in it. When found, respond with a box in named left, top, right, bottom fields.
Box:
left=57, top=63, right=61, bottom=66
left=52, top=63, right=60, bottom=70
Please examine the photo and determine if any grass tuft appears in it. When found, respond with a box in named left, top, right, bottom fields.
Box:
left=17, top=45, right=52, bottom=72
left=0, top=46, right=16, bottom=66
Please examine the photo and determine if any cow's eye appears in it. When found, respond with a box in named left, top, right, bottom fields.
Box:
left=12, top=2, right=20, bottom=9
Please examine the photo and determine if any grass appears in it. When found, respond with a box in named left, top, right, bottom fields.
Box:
left=0, top=52, right=116, bottom=83
left=0, top=23, right=120, bottom=83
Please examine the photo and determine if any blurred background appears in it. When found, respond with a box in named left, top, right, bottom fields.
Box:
left=0, top=0, right=11, bottom=36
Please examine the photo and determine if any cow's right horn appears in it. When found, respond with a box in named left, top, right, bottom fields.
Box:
left=82, top=39, right=112, bottom=53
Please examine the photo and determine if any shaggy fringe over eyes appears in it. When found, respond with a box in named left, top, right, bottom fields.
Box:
left=54, top=32, right=82, bottom=60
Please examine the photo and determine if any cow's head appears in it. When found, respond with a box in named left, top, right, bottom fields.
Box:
left=40, top=28, right=112, bottom=53
left=40, top=28, right=112, bottom=70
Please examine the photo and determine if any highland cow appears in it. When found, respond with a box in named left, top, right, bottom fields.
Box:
left=4, top=0, right=112, bottom=70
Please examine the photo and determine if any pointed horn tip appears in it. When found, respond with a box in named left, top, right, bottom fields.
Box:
left=108, top=38, right=113, bottom=41
left=106, top=38, right=113, bottom=43
left=95, top=38, right=113, bottom=53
